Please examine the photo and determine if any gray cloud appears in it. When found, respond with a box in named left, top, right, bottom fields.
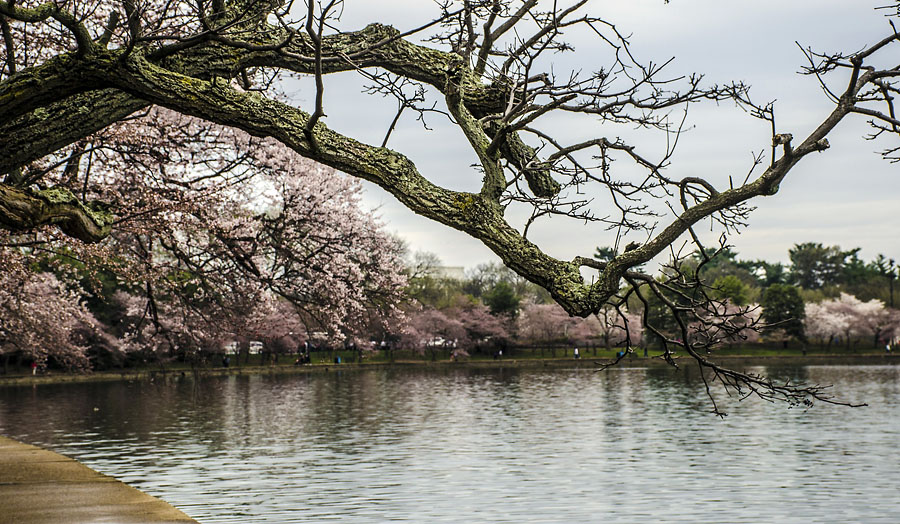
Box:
left=297, top=2, right=898, bottom=268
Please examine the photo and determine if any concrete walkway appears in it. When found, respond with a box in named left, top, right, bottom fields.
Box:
left=0, top=435, right=198, bottom=523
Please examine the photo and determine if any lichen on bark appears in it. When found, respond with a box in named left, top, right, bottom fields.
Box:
left=0, top=184, right=113, bottom=243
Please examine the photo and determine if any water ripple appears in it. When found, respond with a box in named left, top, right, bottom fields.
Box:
left=1, top=365, right=898, bottom=523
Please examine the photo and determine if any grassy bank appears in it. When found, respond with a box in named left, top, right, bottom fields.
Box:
left=1, top=348, right=898, bottom=387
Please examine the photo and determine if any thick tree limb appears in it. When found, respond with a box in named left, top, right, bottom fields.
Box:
left=0, top=1, right=892, bottom=320
left=0, top=183, right=113, bottom=243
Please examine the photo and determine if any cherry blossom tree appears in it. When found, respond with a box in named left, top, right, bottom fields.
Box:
left=858, top=302, right=900, bottom=348
left=1, top=105, right=408, bottom=361
left=238, top=297, right=304, bottom=362
left=398, top=302, right=500, bottom=357
left=4, top=0, right=897, bottom=410
left=448, top=302, right=510, bottom=353
left=111, top=288, right=229, bottom=366
left=401, top=306, right=468, bottom=360
left=805, top=299, right=850, bottom=349
left=592, top=306, right=643, bottom=350
left=805, top=293, right=900, bottom=350
left=0, top=252, right=104, bottom=371
left=516, top=303, right=575, bottom=356
left=825, top=293, right=868, bottom=350
left=516, top=302, right=641, bottom=357
left=5, top=1, right=899, bottom=313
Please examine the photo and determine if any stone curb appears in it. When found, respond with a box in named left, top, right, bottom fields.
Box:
left=0, top=436, right=198, bottom=524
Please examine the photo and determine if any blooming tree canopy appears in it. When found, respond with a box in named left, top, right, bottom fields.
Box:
left=1, top=106, right=408, bottom=360
left=0, top=256, right=100, bottom=370
left=805, top=293, right=900, bottom=348
left=3, top=1, right=899, bottom=317
left=3, top=0, right=897, bottom=409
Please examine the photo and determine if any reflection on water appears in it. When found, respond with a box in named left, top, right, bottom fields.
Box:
left=1, top=365, right=898, bottom=523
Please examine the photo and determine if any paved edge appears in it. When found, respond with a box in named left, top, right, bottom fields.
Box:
left=0, top=435, right=198, bottom=524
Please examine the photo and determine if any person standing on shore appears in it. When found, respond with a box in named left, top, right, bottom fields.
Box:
left=574, top=347, right=580, bottom=359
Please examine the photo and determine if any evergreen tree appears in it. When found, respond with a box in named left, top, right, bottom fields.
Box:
left=761, top=284, right=806, bottom=345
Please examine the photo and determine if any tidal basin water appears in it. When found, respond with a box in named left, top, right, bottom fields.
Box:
left=1, top=365, right=898, bottom=523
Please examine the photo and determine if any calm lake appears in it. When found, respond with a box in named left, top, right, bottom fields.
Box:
left=1, top=365, right=898, bottom=523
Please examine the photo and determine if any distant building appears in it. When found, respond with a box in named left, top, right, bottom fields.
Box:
left=434, top=266, right=465, bottom=281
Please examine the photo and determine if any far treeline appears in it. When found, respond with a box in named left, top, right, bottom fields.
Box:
left=406, top=243, right=899, bottom=357
left=1, top=240, right=897, bottom=374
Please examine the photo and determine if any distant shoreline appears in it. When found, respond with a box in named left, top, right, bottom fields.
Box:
left=1, top=353, right=898, bottom=387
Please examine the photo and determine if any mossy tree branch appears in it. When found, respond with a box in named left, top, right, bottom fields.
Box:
left=0, top=1, right=895, bottom=321
left=0, top=183, right=113, bottom=243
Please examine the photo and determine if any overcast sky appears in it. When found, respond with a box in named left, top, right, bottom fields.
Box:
left=289, top=1, right=898, bottom=270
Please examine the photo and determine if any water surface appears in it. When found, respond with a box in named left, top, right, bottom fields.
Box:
left=1, top=365, right=898, bottom=523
